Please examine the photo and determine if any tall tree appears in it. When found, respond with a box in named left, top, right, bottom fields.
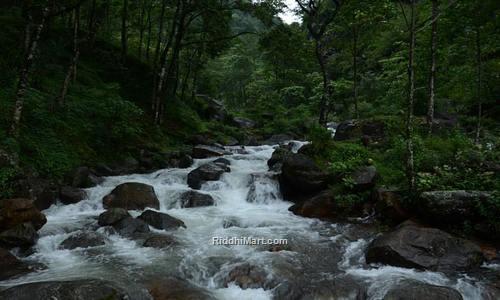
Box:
left=10, top=5, right=50, bottom=137
left=296, top=0, right=342, bottom=125
left=398, top=0, right=417, bottom=192
left=121, top=0, right=129, bottom=62
left=426, top=0, right=438, bottom=134
left=57, top=5, right=81, bottom=108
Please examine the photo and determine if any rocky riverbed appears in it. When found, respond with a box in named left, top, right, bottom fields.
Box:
left=0, top=141, right=498, bottom=299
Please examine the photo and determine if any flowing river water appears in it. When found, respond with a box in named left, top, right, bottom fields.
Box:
left=0, top=143, right=496, bottom=299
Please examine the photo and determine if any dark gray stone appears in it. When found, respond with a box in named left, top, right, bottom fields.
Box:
left=138, top=210, right=186, bottom=230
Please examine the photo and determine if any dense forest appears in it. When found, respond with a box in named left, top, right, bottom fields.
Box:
left=0, top=0, right=499, bottom=299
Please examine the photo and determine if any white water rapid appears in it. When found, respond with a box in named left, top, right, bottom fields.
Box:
left=0, top=143, right=494, bottom=299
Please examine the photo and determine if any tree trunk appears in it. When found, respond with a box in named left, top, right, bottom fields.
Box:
left=315, top=39, right=328, bottom=126
left=138, top=0, right=146, bottom=58
left=352, top=24, right=359, bottom=119
left=474, top=26, right=482, bottom=144
left=151, top=0, right=167, bottom=112
left=405, top=0, right=417, bottom=193
left=145, top=1, right=153, bottom=61
left=57, top=6, right=80, bottom=108
left=427, top=0, right=438, bottom=134
left=121, top=0, right=129, bottom=63
left=10, top=7, right=50, bottom=137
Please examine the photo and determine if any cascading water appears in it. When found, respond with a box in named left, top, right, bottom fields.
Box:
left=0, top=143, right=493, bottom=299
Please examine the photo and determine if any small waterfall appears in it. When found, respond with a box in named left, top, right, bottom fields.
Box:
left=0, top=142, right=492, bottom=300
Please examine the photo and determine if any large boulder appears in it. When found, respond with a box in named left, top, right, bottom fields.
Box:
left=365, top=221, right=484, bottom=272
left=179, top=190, right=215, bottom=207
left=148, top=277, right=216, bottom=300
left=419, top=190, right=494, bottom=224
left=373, top=187, right=410, bottom=225
left=273, top=277, right=366, bottom=300
left=267, top=146, right=292, bottom=172
left=0, top=222, right=38, bottom=248
left=98, top=208, right=131, bottom=226
left=187, top=163, right=229, bottom=189
left=112, top=217, right=150, bottom=237
left=279, top=154, right=328, bottom=201
left=0, top=280, right=128, bottom=300
left=66, top=166, right=102, bottom=188
left=350, top=166, right=378, bottom=191
left=59, top=231, right=106, bottom=250
left=138, top=210, right=186, bottom=230
left=223, top=263, right=270, bottom=290
left=59, top=186, right=87, bottom=205
left=102, top=182, right=159, bottom=210
left=192, top=145, right=226, bottom=159
left=383, top=280, right=463, bottom=300
left=142, top=234, right=177, bottom=249
left=0, top=198, right=46, bottom=231
left=0, top=248, right=32, bottom=280
left=289, top=191, right=337, bottom=219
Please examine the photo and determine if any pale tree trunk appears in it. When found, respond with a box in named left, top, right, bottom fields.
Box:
left=474, top=26, right=482, bottom=144
left=427, top=0, right=438, bottom=134
left=152, top=0, right=167, bottom=112
left=315, top=39, right=329, bottom=126
left=57, top=7, right=80, bottom=108
left=406, top=0, right=416, bottom=192
left=121, top=0, right=129, bottom=63
left=352, top=24, right=359, bottom=119
left=10, top=7, right=50, bottom=137
left=145, top=1, right=152, bottom=61
left=138, top=0, right=146, bottom=58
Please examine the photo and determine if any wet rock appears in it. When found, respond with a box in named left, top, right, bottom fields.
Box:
left=166, top=152, right=194, bottom=169
left=93, top=163, right=116, bottom=176
left=419, top=190, right=494, bottom=224
left=98, top=208, right=131, bottom=226
left=0, top=279, right=129, bottom=300
left=59, top=186, right=87, bottom=205
left=289, top=191, right=337, bottom=219
left=66, top=166, right=102, bottom=188
left=373, top=187, right=409, bottom=225
left=279, top=154, right=328, bottom=202
left=350, top=166, right=378, bottom=191
left=261, top=134, right=293, bottom=145
left=246, top=173, right=280, bottom=203
left=213, top=157, right=231, bottom=166
left=138, top=210, right=186, bottom=230
left=0, top=198, right=46, bottom=231
left=148, top=277, right=215, bottom=300
left=224, top=137, right=240, bottom=146
left=222, top=218, right=240, bottom=228
left=0, top=222, right=38, bottom=248
left=187, top=163, right=229, bottom=189
left=22, top=178, right=59, bottom=211
left=113, top=217, right=150, bottom=237
left=103, top=182, right=159, bottom=210
left=273, top=277, right=367, bottom=300
left=223, top=263, right=270, bottom=289
left=59, top=231, right=106, bottom=250
left=365, top=221, right=484, bottom=272
left=142, top=234, right=177, bottom=248
left=179, top=190, right=215, bottom=207
left=383, top=280, right=463, bottom=300
left=0, top=248, right=32, bottom=280
left=192, top=145, right=226, bottom=159
left=267, top=146, right=292, bottom=171
left=232, top=117, right=256, bottom=129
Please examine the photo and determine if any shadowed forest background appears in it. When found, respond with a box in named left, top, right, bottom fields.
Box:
left=0, top=0, right=499, bottom=240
